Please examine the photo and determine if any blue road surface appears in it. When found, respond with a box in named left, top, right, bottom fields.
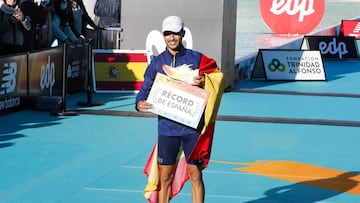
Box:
left=2, top=60, right=360, bottom=203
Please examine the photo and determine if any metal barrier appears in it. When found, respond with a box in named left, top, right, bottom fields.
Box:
left=92, top=27, right=123, bottom=50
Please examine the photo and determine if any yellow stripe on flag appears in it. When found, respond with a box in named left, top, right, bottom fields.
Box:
left=94, top=62, right=147, bottom=81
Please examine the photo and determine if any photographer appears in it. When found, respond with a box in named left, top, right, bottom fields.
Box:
left=0, top=0, right=31, bottom=55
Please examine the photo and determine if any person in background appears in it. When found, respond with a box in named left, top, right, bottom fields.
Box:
left=136, top=16, right=224, bottom=203
left=52, top=0, right=79, bottom=44
left=71, top=0, right=96, bottom=40
left=34, top=0, right=53, bottom=49
left=0, top=0, right=31, bottom=55
left=93, top=0, right=120, bottom=28
left=92, top=0, right=121, bottom=49
left=19, top=0, right=47, bottom=51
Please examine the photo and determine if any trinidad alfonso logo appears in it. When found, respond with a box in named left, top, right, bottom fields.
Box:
left=268, top=58, right=286, bottom=72
left=260, top=0, right=325, bottom=34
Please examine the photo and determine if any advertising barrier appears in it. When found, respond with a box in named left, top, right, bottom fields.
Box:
left=340, top=20, right=360, bottom=39
left=66, top=44, right=90, bottom=93
left=252, top=49, right=326, bottom=81
left=0, top=43, right=91, bottom=114
left=28, top=46, right=63, bottom=100
left=0, top=43, right=150, bottom=114
left=0, top=53, right=28, bottom=112
left=301, top=36, right=359, bottom=60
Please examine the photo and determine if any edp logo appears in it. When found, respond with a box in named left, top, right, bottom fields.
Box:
left=40, top=56, right=56, bottom=95
left=270, top=0, right=315, bottom=22
left=260, top=0, right=324, bottom=34
left=319, top=38, right=348, bottom=59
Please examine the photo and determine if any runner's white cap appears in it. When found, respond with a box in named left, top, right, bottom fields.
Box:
left=162, top=16, right=184, bottom=33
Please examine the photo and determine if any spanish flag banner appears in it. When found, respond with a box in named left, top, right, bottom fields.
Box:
left=92, top=50, right=148, bottom=92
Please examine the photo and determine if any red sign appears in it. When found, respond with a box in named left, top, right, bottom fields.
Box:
left=340, top=20, right=360, bottom=39
left=260, top=0, right=325, bottom=34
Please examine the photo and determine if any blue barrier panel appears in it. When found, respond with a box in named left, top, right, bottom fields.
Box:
left=28, top=46, right=64, bottom=100
left=66, top=44, right=89, bottom=93
left=0, top=53, right=28, bottom=113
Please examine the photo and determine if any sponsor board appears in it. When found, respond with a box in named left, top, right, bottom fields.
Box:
left=146, top=73, right=209, bottom=129
left=28, top=46, right=63, bottom=98
left=301, top=36, right=358, bottom=59
left=340, top=19, right=360, bottom=39
left=252, top=49, right=326, bottom=81
left=259, top=0, right=325, bottom=34
left=0, top=53, right=28, bottom=111
left=66, top=44, right=89, bottom=93
left=0, top=45, right=91, bottom=113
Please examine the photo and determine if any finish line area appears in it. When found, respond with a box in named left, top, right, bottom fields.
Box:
left=1, top=58, right=360, bottom=203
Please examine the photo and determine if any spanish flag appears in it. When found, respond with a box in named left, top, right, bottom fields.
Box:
left=143, top=56, right=225, bottom=202
left=93, top=51, right=148, bottom=91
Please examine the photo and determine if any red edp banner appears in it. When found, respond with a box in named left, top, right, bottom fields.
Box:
left=260, top=0, right=325, bottom=34
left=340, top=20, right=360, bottom=39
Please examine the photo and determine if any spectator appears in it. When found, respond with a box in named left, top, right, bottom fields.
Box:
left=71, top=0, right=96, bottom=39
left=0, top=0, right=31, bottom=55
left=94, top=0, right=120, bottom=28
left=52, top=0, right=79, bottom=44
left=19, top=0, right=47, bottom=51
left=93, top=0, right=121, bottom=49
left=34, top=0, right=53, bottom=49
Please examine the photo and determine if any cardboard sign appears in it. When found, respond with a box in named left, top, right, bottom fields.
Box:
left=301, top=36, right=358, bottom=59
left=252, top=49, right=326, bottom=81
left=147, top=73, right=210, bottom=128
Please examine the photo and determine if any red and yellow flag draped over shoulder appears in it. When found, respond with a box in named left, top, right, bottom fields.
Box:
left=143, top=55, right=225, bottom=203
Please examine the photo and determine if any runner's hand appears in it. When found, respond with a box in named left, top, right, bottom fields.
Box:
left=136, top=100, right=153, bottom=113
left=192, top=75, right=205, bottom=87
